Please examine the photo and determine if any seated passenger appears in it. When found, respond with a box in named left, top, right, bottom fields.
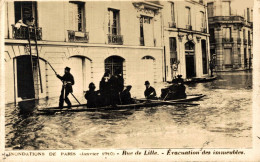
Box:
left=164, top=75, right=186, bottom=100
left=144, top=81, right=157, bottom=99
left=121, top=85, right=134, bottom=104
left=85, top=82, right=99, bottom=108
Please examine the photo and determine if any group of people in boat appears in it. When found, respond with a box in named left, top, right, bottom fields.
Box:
left=57, top=67, right=186, bottom=108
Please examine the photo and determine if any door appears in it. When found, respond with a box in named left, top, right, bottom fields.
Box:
left=140, top=57, right=155, bottom=85
left=17, top=56, right=35, bottom=99
left=224, top=48, right=232, bottom=65
left=105, top=56, right=124, bottom=76
left=185, top=55, right=196, bottom=78
left=69, top=57, right=83, bottom=95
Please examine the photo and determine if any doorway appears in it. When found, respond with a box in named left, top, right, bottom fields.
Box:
left=16, top=56, right=37, bottom=99
left=185, top=41, right=196, bottom=78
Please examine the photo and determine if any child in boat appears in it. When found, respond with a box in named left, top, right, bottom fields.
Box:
left=85, top=82, right=99, bottom=108
left=144, top=81, right=157, bottom=99
left=121, top=85, right=135, bottom=104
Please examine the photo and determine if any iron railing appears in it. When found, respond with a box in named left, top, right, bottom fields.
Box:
left=12, top=25, right=42, bottom=40
left=107, top=34, right=123, bottom=45
left=222, top=38, right=234, bottom=43
left=243, top=39, right=247, bottom=45
left=169, top=22, right=176, bottom=28
left=68, top=30, right=89, bottom=43
left=186, top=25, right=192, bottom=30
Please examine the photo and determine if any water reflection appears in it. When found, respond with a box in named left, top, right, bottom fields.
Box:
left=5, top=71, right=252, bottom=149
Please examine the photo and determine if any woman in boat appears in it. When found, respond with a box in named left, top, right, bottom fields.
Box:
left=85, top=82, right=99, bottom=108
left=144, top=81, right=157, bottom=99
left=121, top=85, right=135, bottom=104
left=99, top=70, right=112, bottom=106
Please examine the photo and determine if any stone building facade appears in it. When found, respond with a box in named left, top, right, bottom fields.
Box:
left=4, top=1, right=211, bottom=104
left=207, top=0, right=253, bottom=71
left=4, top=1, right=163, bottom=103
left=161, top=0, right=210, bottom=81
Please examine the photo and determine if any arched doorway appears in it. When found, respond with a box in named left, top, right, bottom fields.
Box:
left=105, top=56, right=125, bottom=76
left=15, top=55, right=46, bottom=100
left=185, top=41, right=196, bottom=78
left=140, top=56, right=155, bottom=84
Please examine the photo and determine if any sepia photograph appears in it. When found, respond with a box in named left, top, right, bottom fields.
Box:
left=0, top=0, right=259, bottom=161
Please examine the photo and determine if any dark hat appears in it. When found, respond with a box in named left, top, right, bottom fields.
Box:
left=126, top=85, right=132, bottom=89
left=144, top=81, right=150, bottom=85
left=65, top=67, right=71, bottom=71
left=89, top=82, right=95, bottom=89
left=177, top=74, right=182, bottom=78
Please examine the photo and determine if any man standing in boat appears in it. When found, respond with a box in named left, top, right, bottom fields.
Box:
left=110, top=69, right=124, bottom=105
left=144, top=81, right=157, bottom=99
left=99, top=69, right=112, bottom=106
left=56, top=67, right=74, bottom=108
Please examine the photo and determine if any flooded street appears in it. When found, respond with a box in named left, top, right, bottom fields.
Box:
left=5, top=71, right=252, bottom=150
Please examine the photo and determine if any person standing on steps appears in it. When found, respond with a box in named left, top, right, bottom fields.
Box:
left=56, top=67, right=74, bottom=108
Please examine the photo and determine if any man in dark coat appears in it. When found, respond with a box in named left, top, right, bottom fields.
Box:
left=209, top=60, right=215, bottom=77
left=57, top=67, right=74, bottom=108
left=121, top=85, right=134, bottom=104
left=85, top=82, right=99, bottom=108
left=110, top=69, right=124, bottom=105
left=144, top=81, right=157, bottom=99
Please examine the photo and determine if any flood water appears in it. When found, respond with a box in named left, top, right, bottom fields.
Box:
left=5, top=71, right=252, bottom=150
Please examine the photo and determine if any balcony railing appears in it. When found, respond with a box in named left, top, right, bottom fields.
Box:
left=12, top=25, right=42, bottom=40
left=186, top=25, right=192, bottom=30
left=140, top=37, right=144, bottom=46
left=108, top=34, right=123, bottom=45
left=248, top=40, right=252, bottom=46
left=68, top=30, right=89, bottom=43
left=168, top=21, right=176, bottom=28
left=222, top=38, right=234, bottom=43
left=201, top=28, right=207, bottom=33
left=237, top=38, right=241, bottom=44
left=243, top=39, right=247, bottom=45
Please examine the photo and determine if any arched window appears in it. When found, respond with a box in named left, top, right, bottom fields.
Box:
left=105, top=56, right=125, bottom=75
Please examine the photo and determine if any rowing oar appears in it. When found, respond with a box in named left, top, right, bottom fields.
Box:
left=70, top=93, right=81, bottom=104
left=136, top=98, right=199, bottom=106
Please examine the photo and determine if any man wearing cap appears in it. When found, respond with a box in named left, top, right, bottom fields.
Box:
left=57, top=67, right=74, bottom=108
left=144, top=81, right=157, bottom=99
left=121, top=85, right=134, bottom=104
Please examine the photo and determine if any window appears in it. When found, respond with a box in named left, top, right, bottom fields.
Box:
left=207, top=2, right=214, bottom=17
left=238, top=48, right=241, bottom=65
left=69, top=2, right=85, bottom=32
left=169, top=37, right=177, bottom=64
left=170, top=2, right=175, bottom=22
left=108, top=9, right=120, bottom=35
left=222, top=1, right=230, bottom=16
left=243, top=29, right=246, bottom=39
left=200, top=11, right=204, bottom=28
left=140, top=16, right=153, bottom=46
left=201, top=40, right=207, bottom=74
left=14, top=1, right=38, bottom=26
left=185, top=7, right=191, bottom=25
left=209, top=28, right=215, bottom=42
left=223, top=27, right=231, bottom=39
left=248, top=31, right=250, bottom=41
left=237, top=29, right=240, bottom=38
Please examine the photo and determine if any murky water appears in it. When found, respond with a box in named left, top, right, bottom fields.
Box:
left=5, top=71, right=252, bottom=150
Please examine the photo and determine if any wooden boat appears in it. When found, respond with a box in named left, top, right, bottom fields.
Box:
left=37, top=94, right=205, bottom=114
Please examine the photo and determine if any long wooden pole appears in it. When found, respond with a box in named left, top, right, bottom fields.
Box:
left=34, top=26, right=43, bottom=93
left=27, top=26, right=35, bottom=96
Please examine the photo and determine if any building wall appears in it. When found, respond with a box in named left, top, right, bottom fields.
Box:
left=161, top=0, right=210, bottom=81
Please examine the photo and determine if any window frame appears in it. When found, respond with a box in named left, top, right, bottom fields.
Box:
left=108, top=8, right=120, bottom=35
